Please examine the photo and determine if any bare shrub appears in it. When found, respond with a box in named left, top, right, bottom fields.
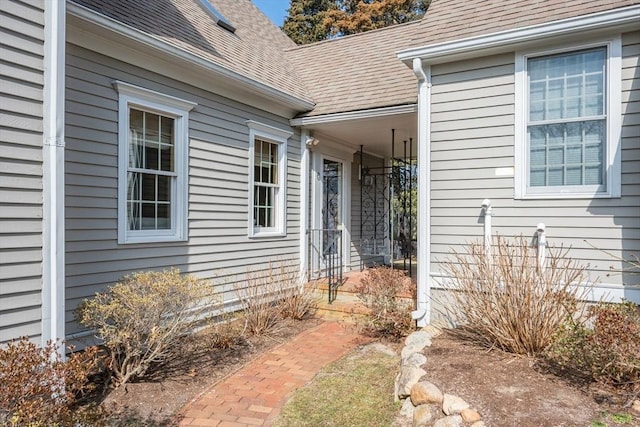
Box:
left=206, top=311, right=246, bottom=349
left=76, top=269, right=216, bottom=386
left=550, top=300, right=640, bottom=388
left=354, top=266, right=416, bottom=339
left=441, top=235, right=590, bottom=356
left=235, top=262, right=317, bottom=335
left=0, top=339, right=108, bottom=426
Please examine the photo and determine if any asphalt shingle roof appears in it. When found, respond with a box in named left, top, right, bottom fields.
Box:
left=71, top=0, right=314, bottom=104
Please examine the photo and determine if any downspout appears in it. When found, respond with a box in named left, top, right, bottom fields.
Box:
left=42, top=0, right=66, bottom=349
left=411, top=58, right=431, bottom=327
left=299, top=131, right=310, bottom=284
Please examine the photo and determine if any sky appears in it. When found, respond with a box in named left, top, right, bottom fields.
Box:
left=252, top=0, right=290, bottom=27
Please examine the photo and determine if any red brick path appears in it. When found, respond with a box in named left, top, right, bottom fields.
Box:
left=178, top=321, right=368, bottom=426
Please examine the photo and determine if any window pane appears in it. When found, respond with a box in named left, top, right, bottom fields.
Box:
left=141, top=203, right=156, bottom=230
left=161, top=117, right=174, bottom=144
left=528, top=120, right=604, bottom=187
left=129, top=109, right=144, bottom=168
left=128, top=201, right=141, bottom=230
left=158, top=175, right=171, bottom=201
left=145, top=112, right=160, bottom=142
left=157, top=203, right=170, bottom=229
left=141, top=173, right=156, bottom=201
left=145, top=142, right=160, bottom=170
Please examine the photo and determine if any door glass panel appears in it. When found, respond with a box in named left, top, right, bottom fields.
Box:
left=322, top=159, right=342, bottom=255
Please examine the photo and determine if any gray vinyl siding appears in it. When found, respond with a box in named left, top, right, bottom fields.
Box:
left=65, top=44, right=302, bottom=338
left=429, top=33, right=640, bottom=292
left=0, top=0, right=44, bottom=342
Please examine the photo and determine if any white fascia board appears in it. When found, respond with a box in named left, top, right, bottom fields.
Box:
left=290, top=104, right=417, bottom=127
left=397, top=5, right=640, bottom=63
left=66, top=2, right=315, bottom=112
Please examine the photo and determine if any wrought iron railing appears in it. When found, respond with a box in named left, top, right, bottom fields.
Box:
left=308, top=228, right=343, bottom=303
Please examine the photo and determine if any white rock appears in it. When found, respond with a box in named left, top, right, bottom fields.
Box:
left=461, top=408, right=481, bottom=423
left=471, top=422, right=486, bottom=427
left=412, top=404, right=432, bottom=427
left=402, top=352, right=427, bottom=367
left=399, top=398, right=416, bottom=418
left=395, top=365, right=427, bottom=399
left=433, top=414, right=463, bottom=427
left=442, top=394, right=470, bottom=415
left=632, top=399, right=640, bottom=415
left=405, top=330, right=433, bottom=347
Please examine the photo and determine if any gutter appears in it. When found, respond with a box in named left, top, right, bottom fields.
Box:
left=411, top=58, right=430, bottom=327
left=398, top=5, right=640, bottom=62
left=290, top=104, right=417, bottom=127
left=42, top=0, right=66, bottom=348
left=66, top=2, right=315, bottom=113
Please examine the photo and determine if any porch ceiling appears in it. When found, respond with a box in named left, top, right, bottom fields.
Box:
left=302, top=111, right=417, bottom=159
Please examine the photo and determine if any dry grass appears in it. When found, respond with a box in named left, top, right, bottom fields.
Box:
left=441, top=235, right=591, bottom=356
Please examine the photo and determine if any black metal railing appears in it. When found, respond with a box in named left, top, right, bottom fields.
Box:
left=308, top=228, right=343, bottom=303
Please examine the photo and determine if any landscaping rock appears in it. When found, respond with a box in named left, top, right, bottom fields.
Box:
left=442, top=394, right=469, bottom=415
left=405, top=330, right=433, bottom=347
left=412, top=404, right=432, bottom=427
left=632, top=400, right=640, bottom=415
left=403, top=352, right=427, bottom=367
left=422, top=324, right=442, bottom=338
left=395, top=365, right=427, bottom=399
left=401, top=331, right=432, bottom=359
left=433, top=414, right=462, bottom=427
left=471, top=421, right=487, bottom=427
left=410, top=381, right=444, bottom=405
left=399, top=398, right=416, bottom=418
left=460, top=408, right=481, bottom=423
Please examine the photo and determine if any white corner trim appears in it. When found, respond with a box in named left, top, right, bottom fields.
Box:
left=42, top=0, right=66, bottom=347
left=397, top=5, right=640, bottom=62
left=67, top=2, right=315, bottom=111
left=290, top=104, right=417, bottom=127
left=299, top=131, right=310, bottom=281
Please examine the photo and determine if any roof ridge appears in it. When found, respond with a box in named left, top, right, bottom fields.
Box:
left=285, top=19, right=422, bottom=52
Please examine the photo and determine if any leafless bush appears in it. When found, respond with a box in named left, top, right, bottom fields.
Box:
left=76, top=269, right=217, bottom=386
left=235, top=262, right=318, bottom=335
left=354, top=266, right=416, bottom=339
left=0, top=339, right=108, bottom=426
left=441, top=235, right=590, bottom=356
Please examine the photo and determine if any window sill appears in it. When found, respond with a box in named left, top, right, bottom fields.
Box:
left=248, top=231, right=287, bottom=239
left=119, top=232, right=187, bottom=245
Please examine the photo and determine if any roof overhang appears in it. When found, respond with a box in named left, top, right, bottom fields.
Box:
left=66, top=2, right=315, bottom=117
left=398, top=4, right=640, bottom=64
left=290, top=104, right=417, bottom=158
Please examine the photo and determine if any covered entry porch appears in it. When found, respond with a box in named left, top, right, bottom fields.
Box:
left=294, top=105, right=425, bottom=321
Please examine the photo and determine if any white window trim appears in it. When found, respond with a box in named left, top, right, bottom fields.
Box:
left=247, top=120, right=292, bottom=238
left=114, top=81, right=196, bottom=244
left=514, top=37, right=622, bottom=199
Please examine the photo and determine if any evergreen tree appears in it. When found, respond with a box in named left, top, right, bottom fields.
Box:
left=282, top=0, right=337, bottom=45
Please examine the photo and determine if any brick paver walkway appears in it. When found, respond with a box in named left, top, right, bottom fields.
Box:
left=178, top=321, right=368, bottom=427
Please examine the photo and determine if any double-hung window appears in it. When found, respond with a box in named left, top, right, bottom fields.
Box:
left=114, top=81, right=196, bottom=244
left=247, top=121, right=292, bottom=238
left=515, top=38, right=621, bottom=199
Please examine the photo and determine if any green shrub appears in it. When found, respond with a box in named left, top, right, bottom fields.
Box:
left=441, top=235, right=590, bottom=356
left=353, top=266, right=416, bottom=339
left=550, top=300, right=640, bottom=387
left=76, top=269, right=216, bottom=386
left=0, top=338, right=108, bottom=426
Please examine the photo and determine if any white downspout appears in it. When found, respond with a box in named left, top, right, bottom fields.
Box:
left=536, top=223, right=546, bottom=273
left=299, top=131, right=310, bottom=284
left=481, top=199, right=492, bottom=260
left=42, top=0, right=66, bottom=349
left=411, top=58, right=431, bottom=327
